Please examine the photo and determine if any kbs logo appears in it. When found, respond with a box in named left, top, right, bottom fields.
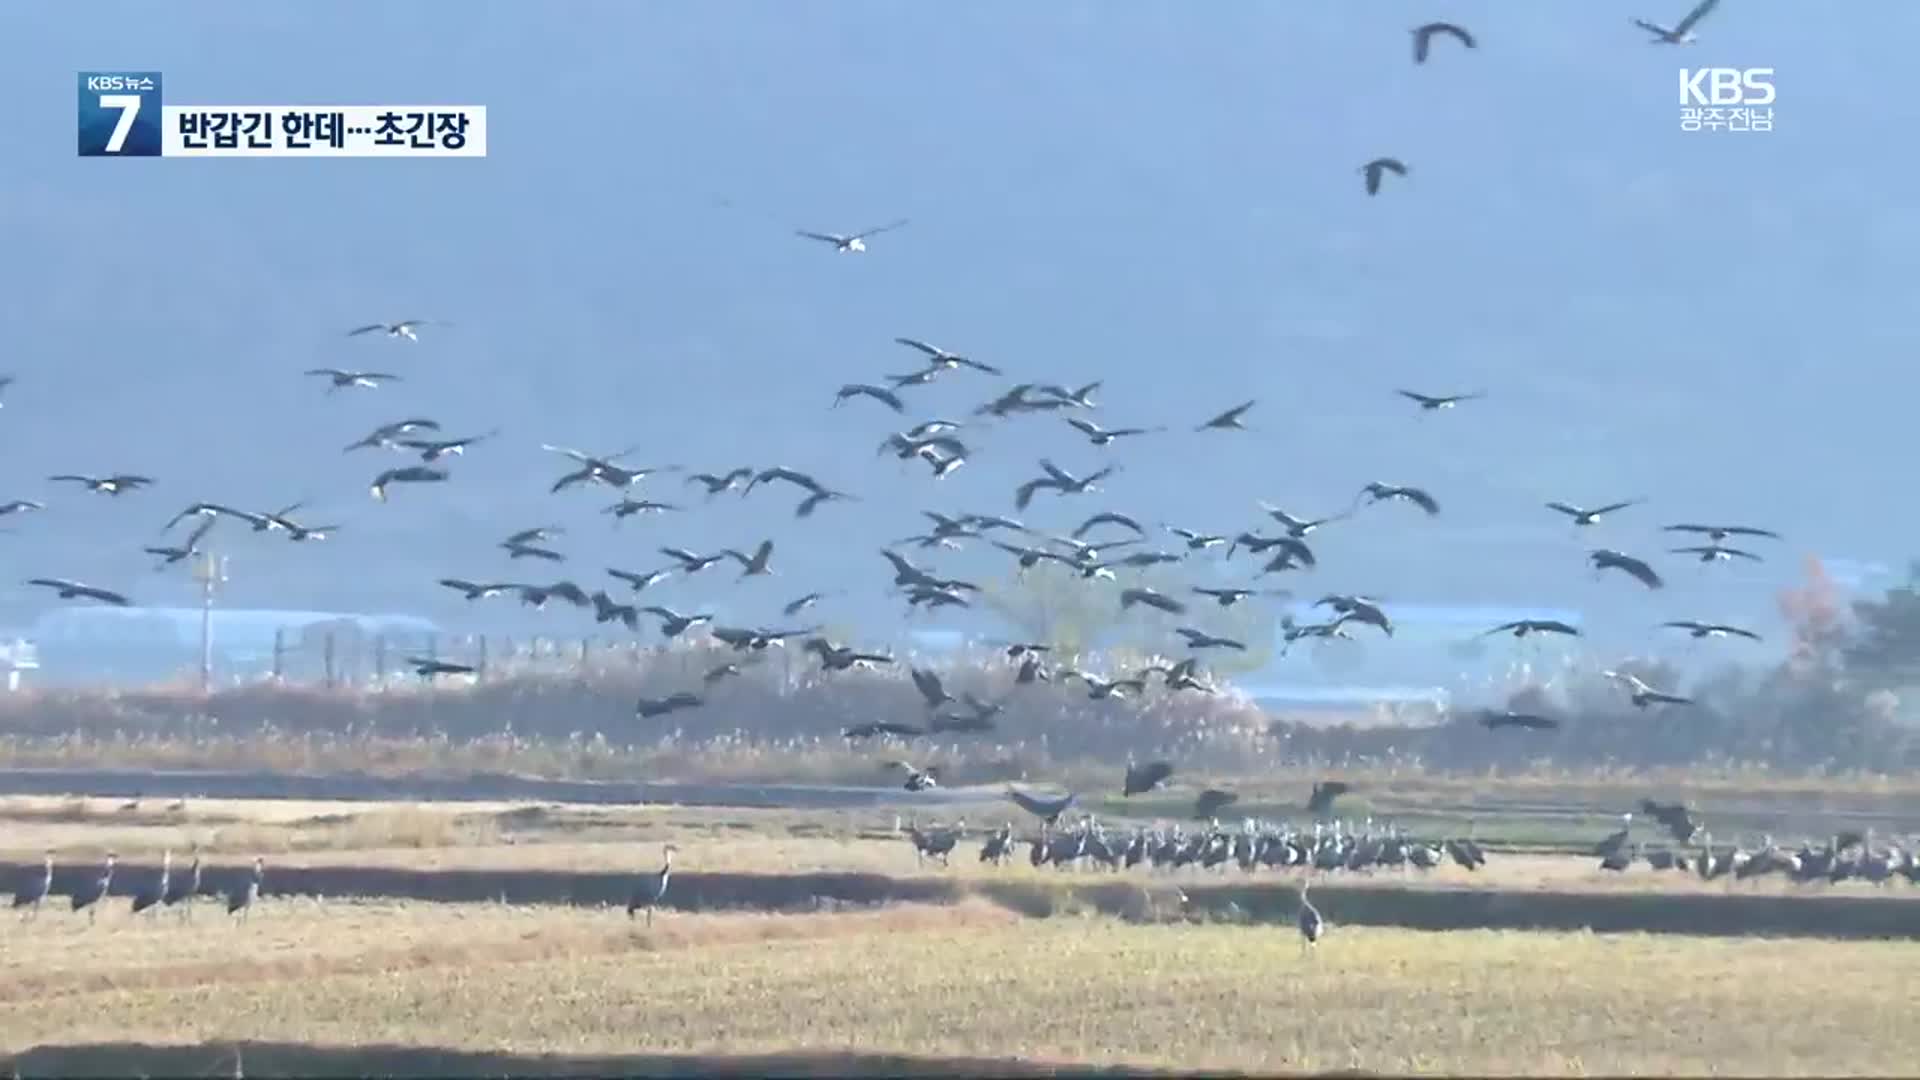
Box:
left=1679, top=68, right=1774, bottom=105
left=77, top=71, right=164, bottom=156
left=1677, top=68, right=1774, bottom=134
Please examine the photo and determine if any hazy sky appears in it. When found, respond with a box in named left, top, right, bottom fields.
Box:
left=2, top=1, right=1915, bottom=675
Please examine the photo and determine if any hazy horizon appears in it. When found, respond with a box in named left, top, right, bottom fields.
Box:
left=4, top=2, right=1916, bottom=683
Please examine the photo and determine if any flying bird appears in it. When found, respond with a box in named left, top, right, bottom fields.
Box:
left=1547, top=499, right=1641, bottom=527
left=783, top=591, right=831, bottom=617
left=344, top=418, right=441, bottom=452
left=686, top=467, right=754, bottom=498
left=438, top=579, right=520, bottom=601
left=1660, top=621, right=1761, bottom=642
left=1120, top=587, right=1186, bottom=615
left=1306, top=780, right=1352, bottom=817
left=514, top=581, right=591, bottom=609
left=1191, top=586, right=1289, bottom=608
left=542, top=444, right=661, bottom=493
left=894, top=338, right=1001, bottom=375
left=1590, top=549, right=1663, bottom=590
left=889, top=759, right=940, bottom=792
left=163, top=502, right=265, bottom=533
left=606, top=566, right=674, bottom=593
left=50, top=473, right=153, bottom=496
left=1603, top=670, right=1695, bottom=709
left=1412, top=21, right=1476, bottom=63
left=1196, top=400, right=1256, bottom=432
left=795, top=219, right=909, bottom=253
left=1175, top=627, right=1246, bottom=651
left=143, top=517, right=216, bottom=569
left=1633, top=0, right=1720, bottom=43
left=1036, top=382, right=1101, bottom=409
left=408, top=657, right=476, bottom=680
left=888, top=366, right=943, bottom=389
left=1006, top=786, right=1076, bottom=824
left=1482, top=619, right=1581, bottom=639
left=502, top=526, right=564, bottom=546
left=1478, top=709, right=1560, bottom=732
left=1193, top=788, right=1238, bottom=819
left=501, top=538, right=565, bottom=562
left=834, top=384, right=905, bottom=412
left=641, top=606, right=715, bottom=639
left=347, top=319, right=437, bottom=341
left=1662, top=523, right=1779, bottom=542
left=25, top=578, right=130, bottom=605
left=1165, top=525, right=1227, bottom=552
left=1259, top=505, right=1347, bottom=539
left=1671, top=544, right=1762, bottom=564
left=724, top=539, right=776, bottom=578
left=1074, top=511, right=1146, bottom=538
left=844, top=721, right=927, bottom=740
left=1123, top=760, right=1174, bottom=797
left=1065, top=417, right=1162, bottom=446
left=1357, top=482, right=1439, bottom=516
left=1397, top=389, right=1484, bottom=411
left=604, top=498, right=681, bottom=522
left=636, top=692, right=704, bottom=718
left=305, top=368, right=400, bottom=392
left=396, top=430, right=497, bottom=463
left=1360, top=157, right=1408, bottom=196
left=910, top=666, right=953, bottom=710
left=1015, top=460, right=1117, bottom=510
left=370, top=465, right=449, bottom=502
left=0, top=499, right=45, bottom=516
left=1317, top=594, right=1393, bottom=637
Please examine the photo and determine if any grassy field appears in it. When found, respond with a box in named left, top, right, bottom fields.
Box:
left=4, top=897, right=1918, bottom=1076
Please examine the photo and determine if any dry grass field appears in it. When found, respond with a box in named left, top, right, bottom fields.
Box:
left=4, top=790, right=1920, bottom=1075
left=4, top=896, right=1919, bottom=1076
left=5, top=795, right=1919, bottom=899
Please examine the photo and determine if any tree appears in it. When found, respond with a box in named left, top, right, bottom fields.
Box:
left=1778, top=555, right=1849, bottom=679
left=1842, top=560, right=1920, bottom=687
left=978, top=563, right=1278, bottom=677
left=976, top=562, right=1117, bottom=657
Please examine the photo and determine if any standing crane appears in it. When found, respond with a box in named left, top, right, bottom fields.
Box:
left=163, top=851, right=202, bottom=922
left=71, top=852, right=116, bottom=923
left=628, top=843, right=678, bottom=926
left=1296, top=879, right=1324, bottom=956
left=11, top=850, right=54, bottom=920
left=130, top=849, right=172, bottom=918
left=227, top=856, right=263, bottom=922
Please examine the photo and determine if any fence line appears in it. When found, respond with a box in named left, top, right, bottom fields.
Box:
left=12, top=630, right=824, bottom=693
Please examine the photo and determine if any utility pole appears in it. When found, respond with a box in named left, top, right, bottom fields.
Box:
left=193, top=550, right=229, bottom=693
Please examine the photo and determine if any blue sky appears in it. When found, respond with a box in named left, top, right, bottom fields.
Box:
left=1, top=1, right=1915, bottom=671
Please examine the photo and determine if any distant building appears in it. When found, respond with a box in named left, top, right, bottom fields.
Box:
left=27, top=606, right=442, bottom=686
left=0, top=639, right=39, bottom=692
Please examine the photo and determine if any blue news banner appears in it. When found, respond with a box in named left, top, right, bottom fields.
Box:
left=77, top=71, right=487, bottom=158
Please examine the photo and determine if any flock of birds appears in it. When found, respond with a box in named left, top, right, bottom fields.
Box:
left=1586, top=804, right=1920, bottom=884
left=5, top=0, right=1870, bottom=946
left=8, top=849, right=263, bottom=924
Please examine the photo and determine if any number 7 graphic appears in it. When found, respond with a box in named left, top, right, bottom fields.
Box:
left=98, top=93, right=142, bottom=153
